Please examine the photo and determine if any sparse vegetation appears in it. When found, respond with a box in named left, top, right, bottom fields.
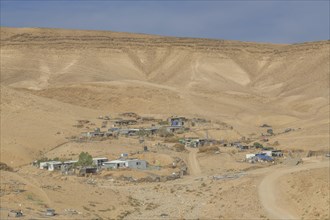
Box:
left=273, top=141, right=280, bottom=146
left=137, top=129, right=152, bottom=137
left=145, top=203, right=159, bottom=210
left=164, top=136, right=179, bottom=143
left=198, top=146, right=219, bottom=153
left=117, top=210, right=133, bottom=220
left=267, top=128, right=274, bottom=135
left=173, top=143, right=185, bottom=152
left=0, top=162, right=13, bottom=171
left=157, top=127, right=174, bottom=137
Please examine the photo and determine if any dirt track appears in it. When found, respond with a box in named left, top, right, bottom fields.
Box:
left=186, top=148, right=202, bottom=176
left=258, top=160, right=330, bottom=219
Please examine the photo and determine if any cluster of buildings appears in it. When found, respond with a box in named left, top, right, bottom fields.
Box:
left=37, top=155, right=148, bottom=172
left=179, top=137, right=217, bottom=148
left=80, top=116, right=190, bottom=139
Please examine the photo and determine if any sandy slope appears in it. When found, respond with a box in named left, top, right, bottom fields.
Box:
left=0, top=27, right=329, bottom=162
left=258, top=160, right=330, bottom=219
left=0, top=86, right=103, bottom=166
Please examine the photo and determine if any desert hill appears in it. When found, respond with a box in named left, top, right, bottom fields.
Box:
left=0, top=27, right=329, bottom=166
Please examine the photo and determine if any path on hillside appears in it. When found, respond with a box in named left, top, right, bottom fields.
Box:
left=4, top=171, right=52, bottom=206
left=186, top=148, right=202, bottom=176
left=258, top=160, right=329, bottom=219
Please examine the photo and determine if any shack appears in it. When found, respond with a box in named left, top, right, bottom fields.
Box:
left=255, top=153, right=274, bottom=162
left=40, top=161, right=62, bottom=171
left=125, top=159, right=147, bottom=169
left=102, top=159, right=147, bottom=170
left=47, top=161, right=63, bottom=171
left=166, top=126, right=185, bottom=133
left=63, top=160, right=78, bottom=166
left=103, top=160, right=126, bottom=169
left=238, top=145, right=249, bottom=150
left=184, top=138, right=200, bottom=148
left=271, top=150, right=283, bottom=157
left=246, top=154, right=256, bottom=159
left=79, top=167, right=97, bottom=176
left=144, top=127, right=159, bottom=135
left=93, top=157, right=108, bottom=166
left=168, top=116, right=186, bottom=127
left=81, top=131, right=105, bottom=138
left=8, top=210, right=23, bottom=218
left=61, top=160, right=78, bottom=172
left=45, top=209, right=56, bottom=216
left=119, top=128, right=140, bottom=136
left=261, top=150, right=272, bottom=157
left=39, top=162, right=49, bottom=170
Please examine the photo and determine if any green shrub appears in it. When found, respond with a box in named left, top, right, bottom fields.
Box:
left=253, top=142, right=263, bottom=149
left=76, top=152, right=93, bottom=167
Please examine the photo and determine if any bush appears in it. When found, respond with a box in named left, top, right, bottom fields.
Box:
left=198, top=146, right=219, bottom=153
left=164, top=136, right=179, bottom=143
left=137, top=129, right=151, bottom=137
left=36, top=157, right=49, bottom=165
left=273, top=141, right=280, bottom=146
left=253, top=142, right=263, bottom=149
left=158, top=120, right=169, bottom=125
left=267, top=129, right=274, bottom=135
left=0, top=162, right=13, bottom=171
left=173, top=143, right=185, bottom=152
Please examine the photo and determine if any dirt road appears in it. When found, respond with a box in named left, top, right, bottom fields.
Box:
left=258, top=160, right=329, bottom=219
left=186, top=148, right=202, bottom=176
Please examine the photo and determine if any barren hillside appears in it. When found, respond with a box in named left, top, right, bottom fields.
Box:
left=1, top=27, right=329, bottom=166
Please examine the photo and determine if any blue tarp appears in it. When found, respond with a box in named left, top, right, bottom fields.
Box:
left=255, top=154, right=273, bottom=161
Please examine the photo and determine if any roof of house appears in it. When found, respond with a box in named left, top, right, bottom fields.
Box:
left=47, top=161, right=62, bottom=165
left=93, top=157, right=108, bottom=161
left=63, top=160, right=78, bottom=164
left=104, top=160, right=126, bottom=164
left=255, top=154, right=273, bottom=161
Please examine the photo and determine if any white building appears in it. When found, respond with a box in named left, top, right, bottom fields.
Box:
left=103, top=160, right=126, bottom=169
left=245, top=154, right=256, bottom=159
left=103, top=159, right=147, bottom=170
left=39, top=161, right=62, bottom=171
left=93, top=157, right=108, bottom=166
left=261, top=151, right=272, bottom=157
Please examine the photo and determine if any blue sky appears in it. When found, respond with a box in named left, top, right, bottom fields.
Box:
left=1, top=1, right=329, bottom=43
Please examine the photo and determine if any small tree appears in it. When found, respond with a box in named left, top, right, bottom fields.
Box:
left=253, top=142, right=263, bottom=149
left=76, top=152, right=93, bottom=167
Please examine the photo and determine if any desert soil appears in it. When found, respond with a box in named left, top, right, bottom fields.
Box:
left=1, top=27, right=329, bottom=219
